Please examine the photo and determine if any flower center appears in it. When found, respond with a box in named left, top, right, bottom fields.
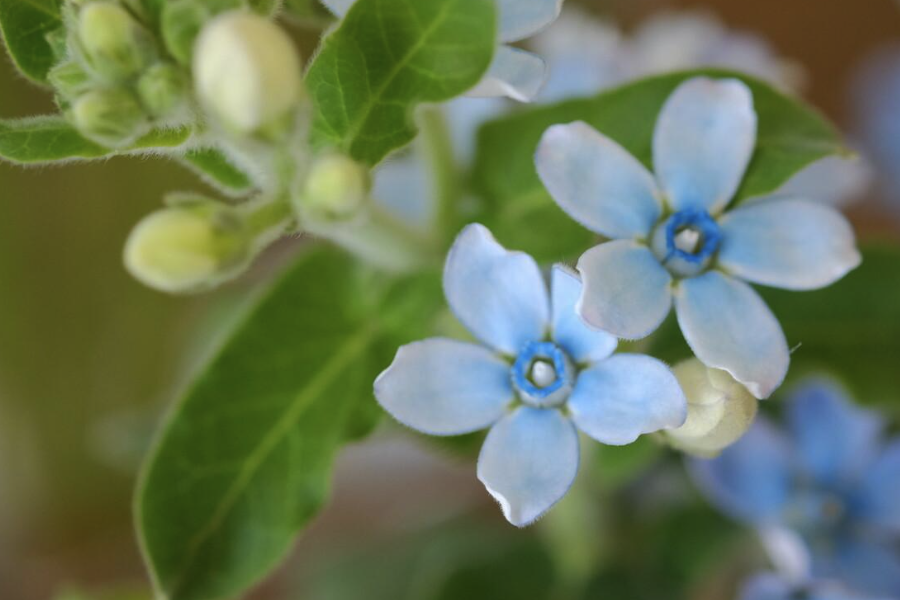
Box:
left=511, top=341, right=573, bottom=408
left=650, top=209, right=722, bottom=277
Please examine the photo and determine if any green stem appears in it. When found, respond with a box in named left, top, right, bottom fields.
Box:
left=419, top=106, right=460, bottom=242
left=241, top=196, right=294, bottom=250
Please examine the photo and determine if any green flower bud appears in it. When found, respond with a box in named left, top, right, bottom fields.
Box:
left=70, top=88, right=148, bottom=148
left=193, top=11, right=302, bottom=133
left=160, top=0, right=242, bottom=65
left=48, top=61, right=93, bottom=101
left=124, top=203, right=251, bottom=293
left=77, top=1, right=157, bottom=81
left=664, top=358, right=758, bottom=457
left=136, top=63, right=189, bottom=118
left=296, top=154, right=370, bottom=222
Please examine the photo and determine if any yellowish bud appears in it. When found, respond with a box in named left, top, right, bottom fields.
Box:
left=77, top=1, right=157, bottom=81
left=70, top=88, right=148, bottom=148
left=296, top=154, right=370, bottom=222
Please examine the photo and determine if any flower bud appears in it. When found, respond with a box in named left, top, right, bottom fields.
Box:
left=664, top=358, right=758, bottom=457
left=295, top=154, right=370, bottom=222
left=48, top=61, right=93, bottom=101
left=124, top=202, right=251, bottom=293
left=193, top=11, right=302, bottom=133
left=77, top=1, right=157, bottom=81
left=70, top=88, right=148, bottom=148
left=137, top=63, right=189, bottom=118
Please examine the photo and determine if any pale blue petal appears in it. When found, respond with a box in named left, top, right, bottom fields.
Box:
left=550, top=265, right=617, bottom=363
left=775, top=155, right=871, bottom=208
left=467, top=46, right=546, bottom=102
left=718, top=199, right=861, bottom=290
left=372, top=154, right=435, bottom=230
left=856, top=439, right=900, bottom=533
left=785, top=380, right=884, bottom=487
left=576, top=241, right=673, bottom=340
left=443, top=97, right=507, bottom=165
left=689, top=418, right=793, bottom=524
left=817, top=539, right=900, bottom=598
left=319, top=0, right=354, bottom=17
left=653, top=77, right=757, bottom=213
left=675, top=272, right=789, bottom=399
left=568, top=354, right=687, bottom=445
left=477, top=406, right=579, bottom=527
left=536, top=121, right=662, bottom=239
left=444, top=224, right=549, bottom=355
left=497, top=0, right=563, bottom=42
left=374, top=338, right=513, bottom=436
left=738, top=574, right=794, bottom=600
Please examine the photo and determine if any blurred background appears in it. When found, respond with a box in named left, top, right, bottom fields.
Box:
left=1, top=0, right=899, bottom=598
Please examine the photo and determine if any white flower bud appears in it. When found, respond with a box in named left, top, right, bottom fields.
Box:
left=124, top=203, right=250, bottom=293
left=70, top=88, right=148, bottom=148
left=193, top=11, right=302, bottom=133
left=296, top=154, right=370, bottom=222
left=77, top=1, right=157, bottom=81
left=664, top=358, right=758, bottom=457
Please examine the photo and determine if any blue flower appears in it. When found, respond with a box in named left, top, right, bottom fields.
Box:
left=535, top=76, right=861, bottom=398
left=739, top=573, right=894, bottom=600
left=374, top=224, right=687, bottom=527
left=691, top=381, right=900, bottom=597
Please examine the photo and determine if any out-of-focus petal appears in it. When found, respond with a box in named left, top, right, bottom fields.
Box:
left=856, top=439, right=900, bottom=534
left=536, top=121, right=662, bottom=239
left=444, top=224, right=549, bottom=355
left=497, top=0, right=563, bottom=43
left=467, top=46, right=546, bottom=102
left=775, top=155, right=872, bottom=208
left=568, top=354, right=686, bottom=445
left=374, top=338, right=513, bottom=435
left=319, top=0, right=354, bottom=17
left=576, top=240, right=673, bottom=340
left=675, top=271, right=789, bottom=399
left=718, top=199, right=861, bottom=290
left=550, top=265, right=617, bottom=363
left=653, top=77, right=757, bottom=213
left=819, top=538, right=900, bottom=598
left=477, top=406, right=579, bottom=527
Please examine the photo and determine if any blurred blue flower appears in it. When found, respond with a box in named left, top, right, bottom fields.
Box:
left=692, top=381, right=900, bottom=597
left=535, top=76, right=861, bottom=399
left=739, top=573, right=894, bottom=600
left=374, top=223, right=687, bottom=527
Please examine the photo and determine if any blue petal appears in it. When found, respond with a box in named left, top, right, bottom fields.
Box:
left=568, top=354, right=686, bottom=445
left=536, top=121, right=662, bottom=239
left=444, top=224, right=549, bottom=355
left=467, top=46, right=546, bottom=102
left=477, top=406, right=579, bottom=527
left=689, top=418, right=793, bottom=524
left=576, top=241, right=673, bottom=340
left=374, top=338, right=513, bottom=435
left=372, top=155, right=435, bottom=230
left=718, top=199, right=861, bottom=290
left=856, top=439, right=900, bottom=534
left=319, top=0, right=354, bottom=16
left=817, top=538, right=900, bottom=598
left=653, top=77, right=757, bottom=213
left=785, top=380, right=884, bottom=487
left=775, top=155, right=871, bottom=208
left=550, top=265, right=617, bottom=363
left=675, top=271, right=789, bottom=399
left=497, top=0, right=563, bottom=42
left=737, top=574, right=794, bottom=600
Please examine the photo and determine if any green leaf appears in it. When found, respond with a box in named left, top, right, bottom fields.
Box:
left=306, top=0, right=496, bottom=166
left=179, top=148, right=254, bottom=196
left=0, top=0, right=62, bottom=83
left=0, top=116, right=192, bottom=164
left=137, top=248, right=443, bottom=600
left=473, top=69, right=846, bottom=262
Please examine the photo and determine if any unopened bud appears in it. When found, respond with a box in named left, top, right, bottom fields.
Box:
left=70, top=88, right=148, bottom=147
left=137, top=63, right=189, bottom=118
left=664, top=358, right=758, bottom=457
left=77, top=1, right=157, bottom=81
left=193, top=11, right=302, bottom=133
left=124, top=202, right=250, bottom=293
left=296, top=154, right=369, bottom=222
left=48, top=61, right=93, bottom=101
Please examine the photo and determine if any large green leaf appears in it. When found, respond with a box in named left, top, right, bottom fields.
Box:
left=473, top=70, right=846, bottom=262
left=306, top=0, right=496, bottom=165
left=0, top=0, right=61, bottom=83
left=137, top=248, right=443, bottom=600
left=0, top=116, right=192, bottom=164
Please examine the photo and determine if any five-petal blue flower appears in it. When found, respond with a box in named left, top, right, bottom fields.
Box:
left=374, top=224, right=687, bottom=526
left=535, top=76, right=861, bottom=398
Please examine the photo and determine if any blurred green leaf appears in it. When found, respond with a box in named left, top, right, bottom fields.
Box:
left=473, top=70, right=846, bottom=262
left=306, top=0, right=496, bottom=165
left=137, top=247, right=444, bottom=600
left=180, top=148, right=254, bottom=196
left=594, top=436, right=663, bottom=489
left=0, top=116, right=192, bottom=164
left=0, top=0, right=61, bottom=83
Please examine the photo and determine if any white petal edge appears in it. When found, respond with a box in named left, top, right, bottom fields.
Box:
left=653, top=77, right=757, bottom=214
left=536, top=121, right=662, bottom=239
left=444, top=223, right=549, bottom=355
left=497, top=0, right=564, bottom=43
left=718, top=199, right=861, bottom=290
left=374, top=338, right=513, bottom=436
left=467, top=45, right=546, bottom=102
left=568, top=354, right=687, bottom=445
left=576, top=241, right=673, bottom=340
left=477, top=406, right=579, bottom=527
left=551, top=265, right=618, bottom=363
left=675, top=272, right=789, bottom=399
